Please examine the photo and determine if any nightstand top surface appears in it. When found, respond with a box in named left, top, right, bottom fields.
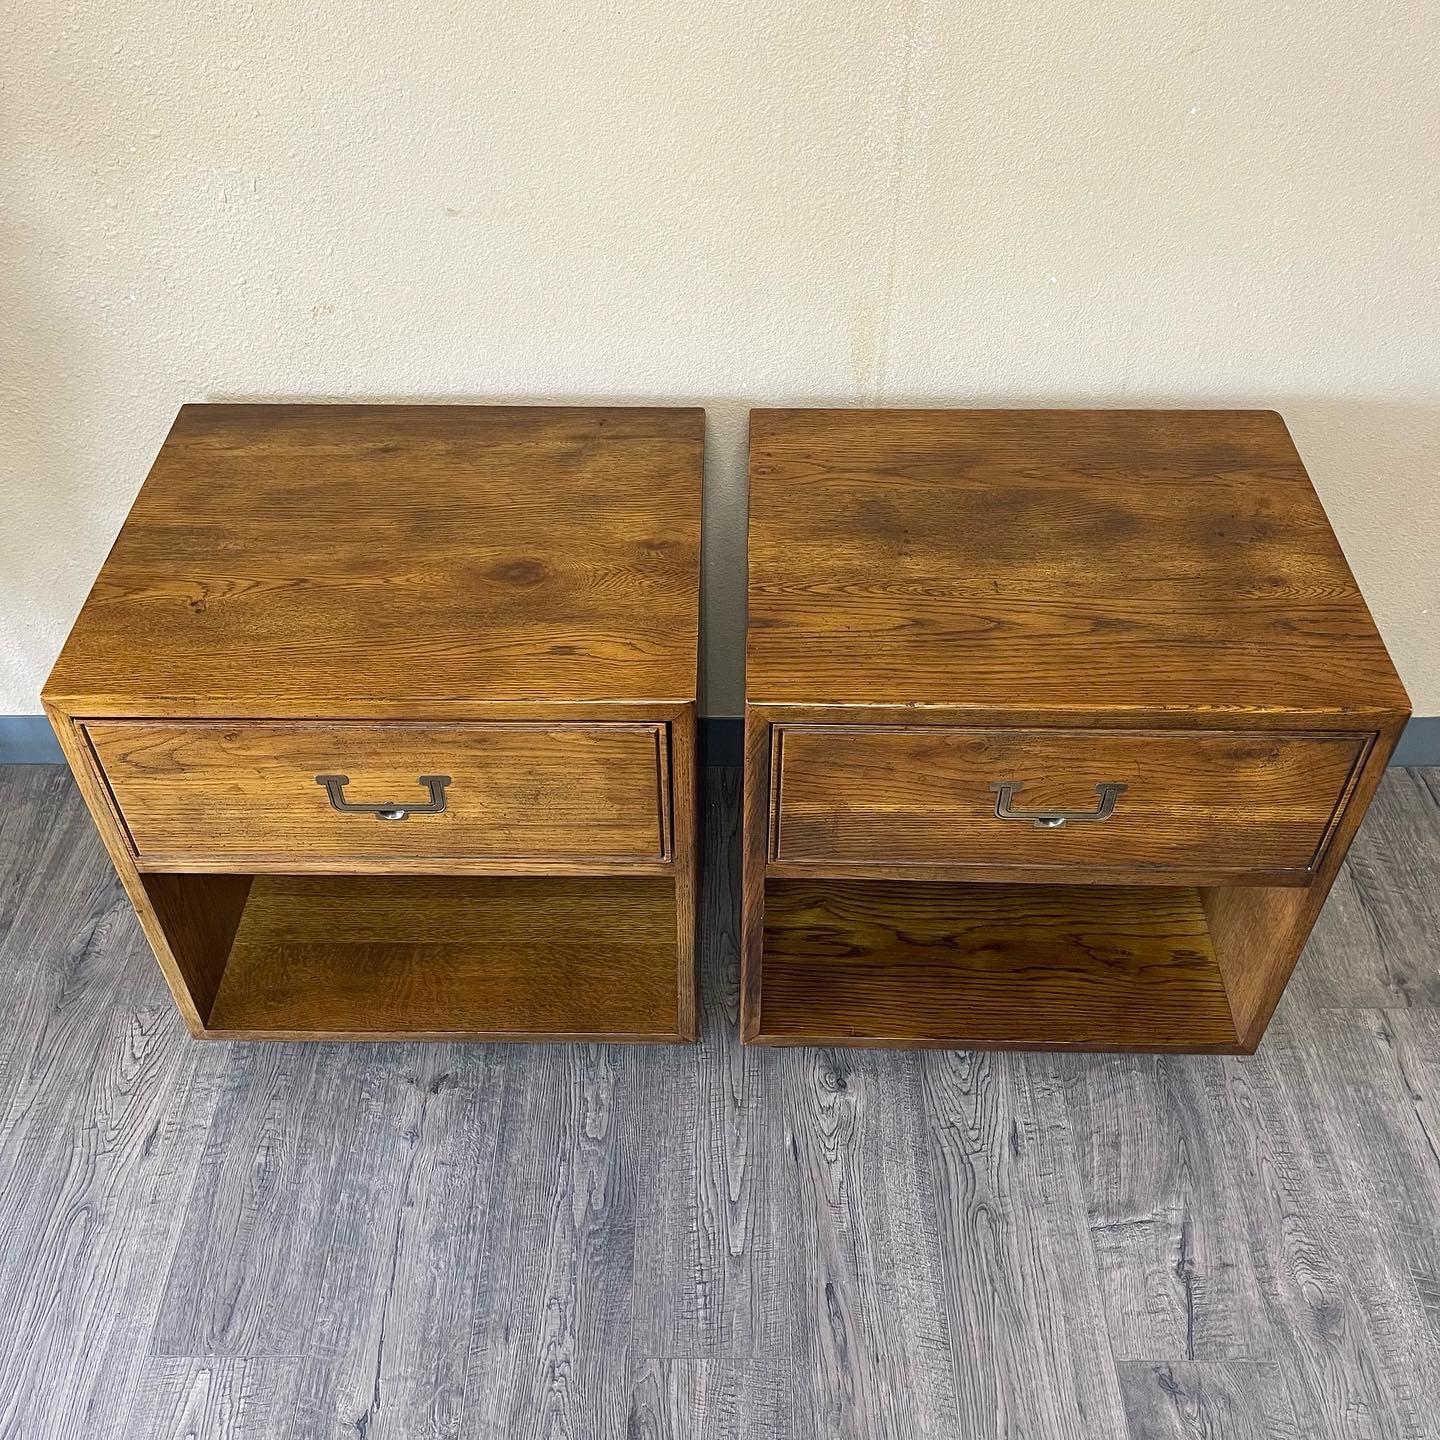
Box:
left=746, top=408, right=1407, bottom=718
left=47, top=404, right=702, bottom=715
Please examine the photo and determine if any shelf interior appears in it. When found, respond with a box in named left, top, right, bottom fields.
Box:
left=186, top=873, right=680, bottom=1039
left=756, top=879, right=1244, bottom=1052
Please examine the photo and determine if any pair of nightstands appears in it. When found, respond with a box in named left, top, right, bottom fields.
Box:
left=46, top=405, right=1409, bottom=1053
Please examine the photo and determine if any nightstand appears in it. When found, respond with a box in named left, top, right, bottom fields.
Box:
left=44, top=404, right=702, bottom=1042
left=742, top=409, right=1408, bottom=1053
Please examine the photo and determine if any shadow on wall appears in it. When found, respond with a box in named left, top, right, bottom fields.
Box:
left=1278, top=398, right=1438, bottom=710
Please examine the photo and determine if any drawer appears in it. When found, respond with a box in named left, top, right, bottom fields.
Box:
left=85, top=721, right=670, bottom=866
left=770, top=726, right=1368, bottom=878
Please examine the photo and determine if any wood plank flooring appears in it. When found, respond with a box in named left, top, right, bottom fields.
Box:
left=0, top=763, right=1437, bottom=1438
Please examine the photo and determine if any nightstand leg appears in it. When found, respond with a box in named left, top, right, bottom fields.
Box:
left=739, top=709, right=771, bottom=1042
left=1204, top=719, right=1406, bottom=1050
left=670, top=705, right=699, bottom=1041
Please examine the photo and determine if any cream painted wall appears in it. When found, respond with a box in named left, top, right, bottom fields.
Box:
left=3, top=0, right=1438, bottom=716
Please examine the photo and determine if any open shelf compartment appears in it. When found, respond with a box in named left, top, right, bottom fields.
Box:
left=752, top=878, right=1246, bottom=1053
left=143, top=872, right=685, bottom=1041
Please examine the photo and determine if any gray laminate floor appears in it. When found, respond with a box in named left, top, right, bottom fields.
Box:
left=0, top=764, right=1438, bottom=1439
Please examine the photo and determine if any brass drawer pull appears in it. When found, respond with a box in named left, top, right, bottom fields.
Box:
left=315, top=773, right=451, bottom=821
left=988, top=780, right=1127, bottom=829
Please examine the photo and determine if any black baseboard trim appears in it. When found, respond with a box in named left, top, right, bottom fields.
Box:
left=1392, top=716, right=1440, bottom=767
left=698, top=716, right=744, bottom=767
left=3, top=714, right=1436, bottom=768
left=0, top=716, right=61, bottom=764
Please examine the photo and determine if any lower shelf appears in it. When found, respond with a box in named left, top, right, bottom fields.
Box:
left=198, top=874, right=682, bottom=1040
left=754, top=879, right=1245, bottom=1052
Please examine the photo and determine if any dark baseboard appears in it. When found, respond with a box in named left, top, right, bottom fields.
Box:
left=1392, top=716, right=1440, bottom=767
left=0, top=716, right=61, bottom=764
left=3, top=713, right=1436, bottom=768
left=698, top=716, right=744, bottom=767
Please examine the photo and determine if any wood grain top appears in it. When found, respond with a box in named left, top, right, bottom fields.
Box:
left=746, top=409, right=1408, bottom=719
left=46, top=404, right=703, bottom=715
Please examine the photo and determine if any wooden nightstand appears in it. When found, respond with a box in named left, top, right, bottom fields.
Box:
left=742, top=409, right=1409, bottom=1053
left=44, top=404, right=702, bottom=1042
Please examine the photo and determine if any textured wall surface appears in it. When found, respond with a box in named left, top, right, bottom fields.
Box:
left=4, top=0, right=1438, bottom=715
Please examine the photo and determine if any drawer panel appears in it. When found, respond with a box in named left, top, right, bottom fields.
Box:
left=771, top=726, right=1367, bottom=877
left=86, top=722, right=669, bottom=865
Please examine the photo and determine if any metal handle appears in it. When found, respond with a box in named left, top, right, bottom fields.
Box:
left=315, top=773, right=451, bottom=821
left=988, top=781, right=1127, bottom=829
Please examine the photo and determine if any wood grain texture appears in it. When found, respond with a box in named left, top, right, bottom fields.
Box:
left=206, top=874, right=684, bottom=1039
left=141, top=872, right=253, bottom=1019
left=44, top=404, right=703, bottom=716
left=923, top=1048, right=1129, bottom=1437
left=669, top=705, right=700, bottom=1040
left=88, top=720, right=670, bottom=868
left=771, top=725, right=1365, bottom=880
left=1065, top=1053, right=1278, bottom=1363
left=44, top=405, right=701, bottom=1045
left=744, top=409, right=1408, bottom=1054
left=122, top=1360, right=305, bottom=1440
left=768, top=1044, right=964, bottom=1437
left=151, top=1042, right=422, bottom=1360
left=1262, top=1005, right=1440, bottom=1433
left=0, top=771, right=227, bottom=1440
left=2, top=764, right=1440, bottom=1438
left=462, top=1042, right=642, bottom=1439
left=1378, top=1008, right=1440, bottom=1338
left=43, top=704, right=214, bottom=1034
left=1209, top=1022, right=1432, bottom=1436
left=756, top=880, right=1241, bottom=1051
left=1287, top=765, right=1440, bottom=1010
left=739, top=710, right=771, bottom=1043
left=631, top=770, right=764, bottom=1366
left=1117, top=1364, right=1300, bottom=1440
left=284, top=1045, right=511, bottom=1436
left=746, top=408, right=1408, bottom=717
left=1201, top=713, right=1404, bottom=1047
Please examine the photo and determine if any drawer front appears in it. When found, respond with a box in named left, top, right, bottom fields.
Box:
left=771, top=726, right=1367, bottom=877
left=86, top=722, right=669, bottom=865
